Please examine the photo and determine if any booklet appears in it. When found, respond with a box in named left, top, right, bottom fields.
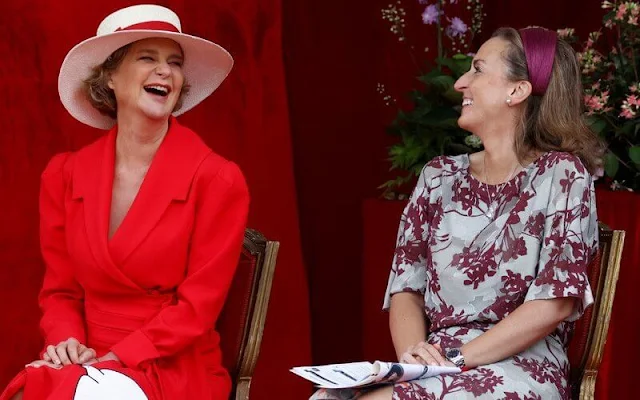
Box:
left=290, top=361, right=460, bottom=389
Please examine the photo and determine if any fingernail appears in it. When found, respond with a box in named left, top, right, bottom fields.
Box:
left=53, top=360, right=61, bottom=365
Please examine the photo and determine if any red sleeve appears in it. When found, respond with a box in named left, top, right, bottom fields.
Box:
left=111, top=160, right=250, bottom=367
left=38, top=153, right=87, bottom=348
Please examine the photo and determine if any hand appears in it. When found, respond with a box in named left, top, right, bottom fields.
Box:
left=400, top=342, right=452, bottom=367
left=43, top=337, right=96, bottom=366
left=84, top=351, right=121, bottom=366
left=25, top=359, right=62, bottom=369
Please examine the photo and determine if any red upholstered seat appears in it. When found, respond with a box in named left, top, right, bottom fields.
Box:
left=567, top=251, right=600, bottom=386
left=219, top=249, right=257, bottom=378
left=217, top=229, right=279, bottom=400
left=567, top=225, right=624, bottom=399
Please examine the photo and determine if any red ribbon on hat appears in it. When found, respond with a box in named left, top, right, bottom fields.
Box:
left=115, top=21, right=180, bottom=33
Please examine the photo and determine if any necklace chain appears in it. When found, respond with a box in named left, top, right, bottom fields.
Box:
left=482, top=154, right=520, bottom=217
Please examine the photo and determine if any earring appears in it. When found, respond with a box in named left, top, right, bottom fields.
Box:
left=506, top=97, right=512, bottom=105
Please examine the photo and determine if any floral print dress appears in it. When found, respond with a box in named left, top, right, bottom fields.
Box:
left=313, top=152, right=597, bottom=400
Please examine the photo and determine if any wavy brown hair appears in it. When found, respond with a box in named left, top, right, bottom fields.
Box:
left=83, top=42, right=190, bottom=119
left=492, top=27, right=605, bottom=174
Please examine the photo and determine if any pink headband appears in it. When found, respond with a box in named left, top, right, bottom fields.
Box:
left=518, top=27, right=557, bottom=96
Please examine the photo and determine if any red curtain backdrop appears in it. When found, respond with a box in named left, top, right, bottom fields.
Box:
left=283, top=0, right=403, bottom=367
left=0, top=0, right=312, bottom=398
left=589, top=189, right=640, bottom=398
left=1, top=0, right=634, bottom=399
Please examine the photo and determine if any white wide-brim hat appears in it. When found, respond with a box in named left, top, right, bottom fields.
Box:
left=58, top=4, right=234, bottom=129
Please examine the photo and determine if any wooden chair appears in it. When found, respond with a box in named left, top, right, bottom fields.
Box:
left=217, top=229, right=280, bottom=400
left=567, top=224, right=625, bottom=400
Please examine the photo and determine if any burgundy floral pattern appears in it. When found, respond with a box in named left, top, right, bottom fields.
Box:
left=311, top=152, right=597, bottom=400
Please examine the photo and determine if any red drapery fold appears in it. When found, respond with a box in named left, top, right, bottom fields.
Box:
left=0, top=0, right=312, bottom=398
left=2, top=0, right=636, bottom=398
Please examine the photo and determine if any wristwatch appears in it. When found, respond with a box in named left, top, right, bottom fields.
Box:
left=445, top=348, right=466, bottom=369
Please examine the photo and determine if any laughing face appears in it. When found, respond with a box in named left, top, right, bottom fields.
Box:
left=108, top=37, right=185, bottom=122
left=453, top=37, right=515, bottom=133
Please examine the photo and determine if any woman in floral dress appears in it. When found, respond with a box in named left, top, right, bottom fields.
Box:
left=313, top=26, right=604, bottom=400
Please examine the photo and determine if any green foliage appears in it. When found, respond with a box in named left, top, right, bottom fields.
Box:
left=563, top=1, right=640, bottom=190
left=380, top=55, right=479, bottom=193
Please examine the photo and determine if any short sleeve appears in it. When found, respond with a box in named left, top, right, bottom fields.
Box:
left=382, top=164, right=432, bottom=311
left=524, top=156, right=597, bottom=321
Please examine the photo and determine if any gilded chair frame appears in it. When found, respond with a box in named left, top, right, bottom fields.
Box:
left=574, top=224, right=625, bottom=400
left=234, top=229, right=280, bottom=400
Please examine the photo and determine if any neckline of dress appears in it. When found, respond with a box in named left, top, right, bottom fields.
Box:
left=463, top=152, right=548, bottom=187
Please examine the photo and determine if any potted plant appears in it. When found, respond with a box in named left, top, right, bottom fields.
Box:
left=559, top=1, right=640, bottom=190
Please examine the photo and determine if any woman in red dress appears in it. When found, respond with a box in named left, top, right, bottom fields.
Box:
left=1, top=4, right=248, bottom=400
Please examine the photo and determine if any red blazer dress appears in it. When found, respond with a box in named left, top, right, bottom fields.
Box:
left=1, top=117, right=249, bottom=400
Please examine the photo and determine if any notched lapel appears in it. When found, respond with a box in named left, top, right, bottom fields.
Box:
left=72, top=129, right=140, bottom=290
left=107, top=117, right=212, bottom=265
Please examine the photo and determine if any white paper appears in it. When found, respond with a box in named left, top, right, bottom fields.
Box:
left=291, top=362, right=376, bottom=388
left=291, top=361, right=461, bottom=389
